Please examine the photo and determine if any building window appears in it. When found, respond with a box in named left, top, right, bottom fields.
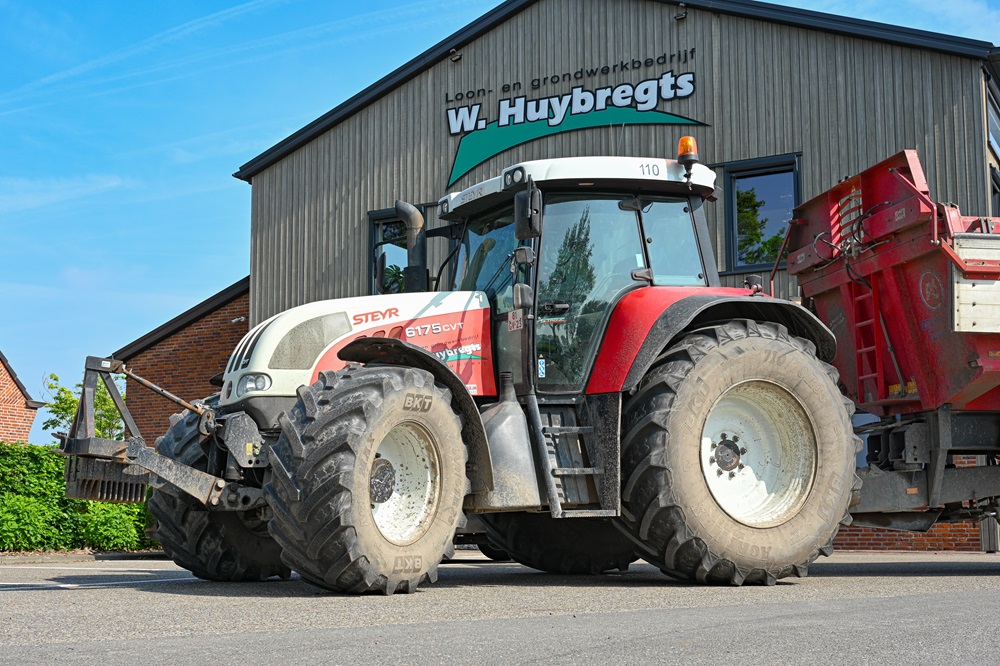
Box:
left=989, top=89, right=1000, bottom=160
left=992, top=166, right=1000, bottom=218
left=723, top=154, right=800, bottom=272
left=369, top=209, right=409, bottom=294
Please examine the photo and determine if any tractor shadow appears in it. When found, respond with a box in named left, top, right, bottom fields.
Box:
left=37, top=556, right=999, bottom=598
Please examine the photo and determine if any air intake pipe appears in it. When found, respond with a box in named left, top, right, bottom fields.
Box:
left=396, top=199, right=429, bottom=292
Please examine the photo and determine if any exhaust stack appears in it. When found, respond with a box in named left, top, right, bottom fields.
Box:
left=396, top=200, right=429, bottom=292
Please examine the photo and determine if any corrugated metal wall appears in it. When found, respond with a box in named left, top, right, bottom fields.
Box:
left=248, top=0, right=989, bottom=322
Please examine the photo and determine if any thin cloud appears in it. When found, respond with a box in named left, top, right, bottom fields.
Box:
left=0, top=1, right=493, bottom=115
left=13, top=0, right=287, bottom=94
left=0, top=174, right=132, bottom=214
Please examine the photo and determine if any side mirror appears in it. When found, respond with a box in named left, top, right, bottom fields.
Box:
left=514, top=177, right=542, bottom=240
left=374, top=252, right=387, bottom=294
left=513, top=284, right=534, bottom=310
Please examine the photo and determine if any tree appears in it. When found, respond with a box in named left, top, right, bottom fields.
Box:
left=382, top=264, right=405, bottom=293
left=736, top=187, right=786, bottom=266
left=541, top=206, right=596, bottom=305
left=538, top=207, right=597, bottom=375
left=42, top=373, right=126, bottom=442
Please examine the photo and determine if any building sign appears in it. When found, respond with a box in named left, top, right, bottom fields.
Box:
left=445, top=51, right=703, bottom=186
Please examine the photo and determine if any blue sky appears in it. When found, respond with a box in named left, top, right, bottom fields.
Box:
left=1, top=0, right=997, bottom=444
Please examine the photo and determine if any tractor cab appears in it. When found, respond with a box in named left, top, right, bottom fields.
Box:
left=439, top=139, right=719, bottom=393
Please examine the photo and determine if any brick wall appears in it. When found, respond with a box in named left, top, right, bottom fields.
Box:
left=124, top=294, right=249, bottom=441
left=0, top=361, right=38, bottom=443
left=834, top=522, right=982, bottom=552
left=835, top=455, right=983, bottom=551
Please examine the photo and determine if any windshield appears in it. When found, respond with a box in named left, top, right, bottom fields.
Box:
left=450, top=205, right=521, bottom=303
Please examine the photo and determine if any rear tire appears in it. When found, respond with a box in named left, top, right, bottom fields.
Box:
left=147, top=398, right=289, bottom=582
left=619, top=320, right=859, bottom=585
left=481, top=512, right=636, bottom=574
left=265, top=366, right=468, bottom=594
left=477, top=541, right=511, bottom=561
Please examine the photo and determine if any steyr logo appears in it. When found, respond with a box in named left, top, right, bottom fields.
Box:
left=353, top=308, right=399, bottom=325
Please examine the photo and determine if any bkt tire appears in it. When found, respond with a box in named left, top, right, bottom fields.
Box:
left=481, top=512, right=636, bottom=574
left=619, top=320, right=860, bottom=585
left=147, top=397, right=289, bottom=582
left=265, top=366, right=468, bottom=594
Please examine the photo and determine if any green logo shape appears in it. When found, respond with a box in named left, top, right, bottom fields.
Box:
left=444, top=354, right=483, bottom=362
left=448, top=106, right=702, bottom=186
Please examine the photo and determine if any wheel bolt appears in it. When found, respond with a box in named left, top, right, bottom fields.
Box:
left=740, top=447, right=748, bottom=455
left=732, top=436, right=739, bottom=443
left=721, top=433, right=728, bottom=440
left=728, top=471, right=736, bottom=479
left=738, top=463, right=745, bottom=471
left=709, top=456, right=716, bottom=465
left=710, top=442, right=717, bottom=450
left=717, top=469, right=724, bottom=477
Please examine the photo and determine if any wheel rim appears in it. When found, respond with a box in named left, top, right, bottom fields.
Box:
left=700, top=380, right=817, bottom=528
left=370, top=422, right=440, bottom=545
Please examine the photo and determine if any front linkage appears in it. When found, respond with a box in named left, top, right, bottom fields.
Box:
left=57, top=356, right=266, bottom=512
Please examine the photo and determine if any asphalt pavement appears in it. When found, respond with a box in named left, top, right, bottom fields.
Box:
left=2, top=551, right=999, bottom=665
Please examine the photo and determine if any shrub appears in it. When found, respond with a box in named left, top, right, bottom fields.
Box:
left=0, top=441, right=65, bottom=499
left=81, top=502, right=144, bottom=551
left=0, top=494, right=71, bottom=551
left=0, top=442, right=158, bottom=552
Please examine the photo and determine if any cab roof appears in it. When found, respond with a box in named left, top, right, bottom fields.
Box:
left=439, top=156, right=716, bottom=220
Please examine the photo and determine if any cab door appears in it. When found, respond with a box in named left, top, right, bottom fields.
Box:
left=534, top=195, right=646, bottom=393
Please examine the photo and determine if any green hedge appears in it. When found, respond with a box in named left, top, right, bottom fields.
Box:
left=0, top=442, right=158, bottom=552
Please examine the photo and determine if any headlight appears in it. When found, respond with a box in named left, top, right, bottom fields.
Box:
left=236, top=373, right=272, bottom=397
left=503, top=166, right=525, bottom=189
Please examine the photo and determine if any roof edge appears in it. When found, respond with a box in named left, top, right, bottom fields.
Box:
left=113, top=276, right=250, bottom=361
left=0, top=349, right=43, bottom=409
left=233, top=0, right=538, bottom=182
left=677, top=0, right=995, bottom=58
left=233, top=0, right=997, bottom=184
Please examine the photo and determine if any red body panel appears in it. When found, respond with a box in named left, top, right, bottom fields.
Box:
left=786, top=150, right=1000, bottom=416
left=586, top=286, right=754, bottom=394
left=311, top=308, right=497, bottom=396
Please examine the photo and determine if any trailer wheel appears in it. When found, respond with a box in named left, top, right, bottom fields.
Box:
left=480, top=512, right=636, bottom=574
left=147, top=398, right=290, bottom=582
left=620, top=320, right=859, bottom=585
left=477, top=541, right=512, bottom=562
left=265, top=366, right=468, bottom=595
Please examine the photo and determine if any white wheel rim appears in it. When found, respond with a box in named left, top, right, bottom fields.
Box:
left=700, top=380, right=817, bottom=528
left=370, top=422, right=440, bottom=545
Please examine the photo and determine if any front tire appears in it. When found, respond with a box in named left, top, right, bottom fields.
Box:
left=147, top=398, right=289, bottom=582
left=619, top=320, right=859, bottom=585
left=265, top=366, right=468, bottom=594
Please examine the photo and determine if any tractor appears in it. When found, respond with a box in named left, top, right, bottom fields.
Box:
left=60, top=137, right=858, bottom=593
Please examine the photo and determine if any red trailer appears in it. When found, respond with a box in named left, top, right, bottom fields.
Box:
left=778, top=151, right=1000, bottom=530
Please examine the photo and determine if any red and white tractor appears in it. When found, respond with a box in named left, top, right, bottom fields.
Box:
left=61, top=138, right=858, bottom=593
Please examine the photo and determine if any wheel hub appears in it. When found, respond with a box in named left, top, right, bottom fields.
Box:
left=700, top=380, right=817, bottom=528
left=370, top=422, right=440, bottom=545
left=713, top=436, right=741, bottom=472
left=369, top=457, right=396, bottom=504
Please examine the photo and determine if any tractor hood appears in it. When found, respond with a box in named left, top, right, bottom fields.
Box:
left=219, top=290, right=496, bottom=408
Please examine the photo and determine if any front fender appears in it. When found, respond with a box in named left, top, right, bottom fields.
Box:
left=339, top=337, right=494, bottom=493
left=586, top=287, right=836, bottom=393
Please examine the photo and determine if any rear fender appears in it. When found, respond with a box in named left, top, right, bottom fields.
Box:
left=339, top=337, right=494, bottom=493
left=586, top=288, right=836, bottom=393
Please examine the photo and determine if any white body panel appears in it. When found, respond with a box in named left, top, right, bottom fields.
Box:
left=953, top=234, right=1000, bottom=332
left=440, top=156, right=716, bottom=216
left=219, top=291, right=492, bottom=407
